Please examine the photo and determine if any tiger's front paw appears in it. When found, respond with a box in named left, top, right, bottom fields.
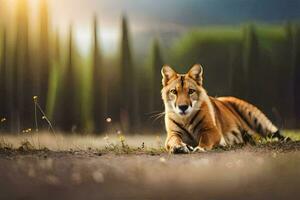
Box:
left=170, top=143, right=193, bottom=154
left=193, top=146, right=206, bottom=153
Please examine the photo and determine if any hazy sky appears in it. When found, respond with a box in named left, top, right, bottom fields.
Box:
left=46, top=0, right=300, bottom=54
left=49, top=0, right=190, bottom=55
left=3, top=0, right=300, bottom=53
left=49, top=0, right=300, bottom=30
left=46, top=0, right=192, bottom=55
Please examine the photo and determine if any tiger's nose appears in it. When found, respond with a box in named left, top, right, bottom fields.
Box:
left=178, top=105, right=189, bottom=113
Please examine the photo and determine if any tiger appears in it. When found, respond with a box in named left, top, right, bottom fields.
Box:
left=161, top=64, right=289, bottom=154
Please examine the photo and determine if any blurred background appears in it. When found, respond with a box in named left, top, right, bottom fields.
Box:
left=0, top=0, right=300, bottom=134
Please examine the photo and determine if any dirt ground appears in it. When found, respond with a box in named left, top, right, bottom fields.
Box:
left=1, top=138, right=300, bottom=200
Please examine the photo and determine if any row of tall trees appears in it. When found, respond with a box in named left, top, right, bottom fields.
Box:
left=0, top=0, right=300, bottom=133
left=0, top=0, right=165, bottom=133
left=142, top=23, right=300, bottom=129
left=174, top=23, right=300, bottom=128
left=241, top=24, right=300, bottom=127
left=293, top=26, right=300, bottom=126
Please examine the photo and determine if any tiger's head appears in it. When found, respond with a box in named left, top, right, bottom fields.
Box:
left=161, top=64, right=208, bottom=117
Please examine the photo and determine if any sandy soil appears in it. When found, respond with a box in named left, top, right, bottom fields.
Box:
left=1, top=141, right=300, bottom=200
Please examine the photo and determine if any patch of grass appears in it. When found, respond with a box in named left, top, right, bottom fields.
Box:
left=18, top=140, right=35, bottom=151
left=98, top=143, right=165, bottom=155
left=283, top=130, right=300, bottom=141
left=0, top=137, right=13, bottom=150
left=0, top=131, right=299, bottom=155
left=99, top=134, right=166, bottom=155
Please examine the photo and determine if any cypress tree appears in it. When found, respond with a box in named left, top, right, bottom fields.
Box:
left=12, top=0, right=32, bottom=132
left=140, top=38, right=164, bottom=130
left=283, top=22, right=296, bottom=125
left=38, top=0, right=50, bottom=112
left=91, top=16, right=105, bottom=133
left=60, top=25, right=80, bottom=132
left=46, top=30, right=60, bottom=121
left=243, top=24, right=260, bottom=103
left=150, top=39, right=164, bottom=114
left=232, top=26, right=249, bottom=99
left=119, top=15, right=136, bottom=132
left=0, top=27, right=8, bottom=131
left=293, top=25, right=300, bottom=126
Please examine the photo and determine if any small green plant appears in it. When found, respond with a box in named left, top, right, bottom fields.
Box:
left=118, top=132, right=127, bottom=149
left=33, top=96, right=55, bottom=134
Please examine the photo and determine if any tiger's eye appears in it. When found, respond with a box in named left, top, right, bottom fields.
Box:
left=188, top=89, right=196, bottom=95
left=170, top=89, right=177, bottom=95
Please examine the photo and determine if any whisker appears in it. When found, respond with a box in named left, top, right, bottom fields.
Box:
left=146, top=110, right=164, bottom=115
left=148, top=111, right=165, bottom=123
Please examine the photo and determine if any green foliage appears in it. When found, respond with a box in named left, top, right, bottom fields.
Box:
left=293, top=24, right=300, bottom=126
left=46, top=31, right=61, bottom=120
left=172, top=27, right=242, bottom=97
left=243, top=24, right=260, bottom=101
left=284, top=130, right=300, bottom=141
left=172, top=27, right=242, bottom=69
left=171, top=24, right=298, bottom=126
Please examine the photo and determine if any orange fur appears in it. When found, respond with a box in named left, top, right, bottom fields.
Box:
left=161, top=64, right=282, bottom=154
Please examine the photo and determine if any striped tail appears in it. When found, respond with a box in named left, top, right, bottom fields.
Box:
left=218, top=96, right=289, bottom=141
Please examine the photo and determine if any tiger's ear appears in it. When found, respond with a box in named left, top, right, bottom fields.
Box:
left=188, top=64, right=203, bottom=85
left=161, top=65, right=177, bottom=86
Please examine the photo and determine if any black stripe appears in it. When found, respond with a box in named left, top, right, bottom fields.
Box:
left=169, top=117, right=194, bottom=141
left=254, top=118, right=258, bottom=126
left=193, top=115, right=205, bottom=132
left=180, top=76, right=184, bottom=88
left=239, top=127, right=256, bottom=145
left=248, top=111, right=252, bottom=117
left=222, top=101, right=258, bottom=134
left=231, top=103, right=253, bottom=129
left=232, top=131, right=239, bottom=137
left=256, top=123, right=262, bottom=134
left=220, top=100, right=239, bottom=117
left=232, top=130, right=242, bottom=143
left=189, top=110, right=200, bottom=125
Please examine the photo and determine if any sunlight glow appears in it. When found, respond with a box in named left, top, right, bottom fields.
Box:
left=75, top=28, right=92, bottom=56
left=75, top=26, right=119, bottom=56
left=7, top=0, right=40, bottom=12
left=100, top=27, right=119, bottom=55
